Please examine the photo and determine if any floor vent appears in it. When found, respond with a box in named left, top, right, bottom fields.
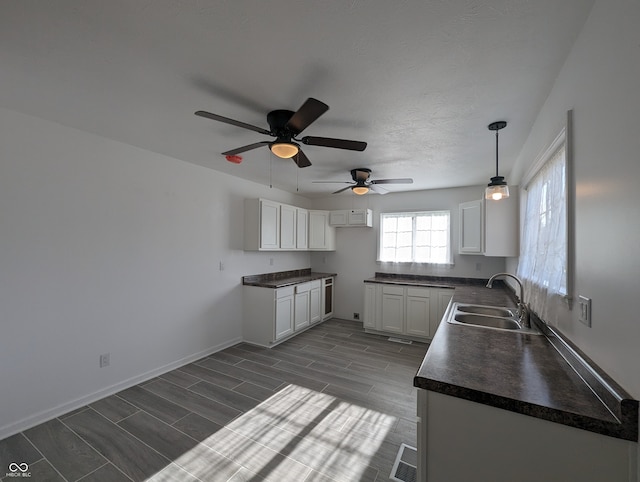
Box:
left=390, top=443, right=417, bottom=482
left=388, top=337, right=413, bottom=344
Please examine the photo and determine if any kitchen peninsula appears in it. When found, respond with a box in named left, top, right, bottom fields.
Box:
left=411, top=274, right=638, bottom=482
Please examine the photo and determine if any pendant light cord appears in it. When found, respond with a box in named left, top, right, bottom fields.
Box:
left=495, top=129, right=500, bottom=177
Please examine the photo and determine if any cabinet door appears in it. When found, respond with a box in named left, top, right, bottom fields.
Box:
left=274, top=294, right=294, bottom=340
left=459, top=199, right=483, bottom=254
left=381, top=286, right=404, bottom=333
left=294, top=289, right=310, bottom=332
left=431, top=289, right=454, bottom=337
left=329, top=210, right=348, bottom=226
left=363, top=284, right=377, bottom=329
left=309, top=211, right=328, bottom=249
left=260, top=200, right=280, bottom=250
left=310, top=283, right=321, bottom=324
left=309, top=211, right=336, bottom=250
left=280, top=204, right=296, bottom=250
left=296, top=208, right=308, bottom=250
left=406, top=288, right=431, bottom=337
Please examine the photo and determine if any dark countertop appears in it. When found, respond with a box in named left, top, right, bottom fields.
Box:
left=368, top=273, right=637, bottom=441
left=243, top=268, right=336, bottom=288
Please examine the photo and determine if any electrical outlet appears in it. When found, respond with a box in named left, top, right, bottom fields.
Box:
left=219, top=261, right=224, bottom=271
left=269, top=258, right=274, bottom=266
left=578, top=296, right=592, bottom=327
left=99, top=353, right=110, bottom=368
left=353, top=313, right=360, bottom=320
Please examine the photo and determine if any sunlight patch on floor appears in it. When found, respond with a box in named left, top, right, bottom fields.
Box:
left=183, top=384, right=398, bottom=481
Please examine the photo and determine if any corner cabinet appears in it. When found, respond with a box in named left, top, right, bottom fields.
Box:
left=458, top=193, right=518, bottom=257
left=363, top=283, right=454, bottom=340
left=308, top=210, right=336, bottom=251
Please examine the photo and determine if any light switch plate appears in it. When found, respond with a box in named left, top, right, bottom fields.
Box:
left=578, top=295, right=591, bottom=327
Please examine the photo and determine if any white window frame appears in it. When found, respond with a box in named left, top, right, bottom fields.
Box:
left=518, top=110, right=574, bottom=319
left=377, top=210, right=452, bottom=265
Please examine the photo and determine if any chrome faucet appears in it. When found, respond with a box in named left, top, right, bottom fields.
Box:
left=486, top=272, right=530, bottom=328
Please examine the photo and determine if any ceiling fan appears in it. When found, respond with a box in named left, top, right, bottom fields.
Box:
left=313, top=168, right=413, bottom=195
left=195, top=98, right=367, bottom=168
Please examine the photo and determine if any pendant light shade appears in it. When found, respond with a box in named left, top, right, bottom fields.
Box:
left=485, top=121, right=509, bottom=201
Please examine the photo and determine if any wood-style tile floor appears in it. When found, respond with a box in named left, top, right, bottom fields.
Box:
left=0, top=319, right=428, bottom=482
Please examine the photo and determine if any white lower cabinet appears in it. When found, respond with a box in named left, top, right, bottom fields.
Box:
left=244, top=280, right=327, bottom=347
left=406, top=288, right=431, bottom=338
left=433, top=289, right=454, bottom=336
left=417, top=390, right=634, bottom=482
left=309, top=280, right=322, bottom=324
left=294, top=282, right=311, bottom=332
left=363, top=283, right=379, bottom=329
left=363, top=283, right=454, bottom=340
left=274, top=287, right=294, bottom=341
left=381, top=285, right=405, bottom=334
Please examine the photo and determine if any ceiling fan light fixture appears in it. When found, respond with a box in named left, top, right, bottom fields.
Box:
left=270, top=141, right=299, bottom=159
left=485, top=121, right=510, bottom=201
left=352, top=185, right=369, bottom=195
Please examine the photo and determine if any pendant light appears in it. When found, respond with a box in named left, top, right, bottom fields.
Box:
left=485, top=121, right=509, bottom=201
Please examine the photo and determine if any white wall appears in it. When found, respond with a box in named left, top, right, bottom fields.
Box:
left=0, top=107, right=310, bottom=438
left=310, top=187, right=506, bottom=321
left=507, top=0, right=640, bottom=402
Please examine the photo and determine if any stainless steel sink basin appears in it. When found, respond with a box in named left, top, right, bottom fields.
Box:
left=446, top=303, right=542, bottom=334
left=456, top=305, right=515, bottom=317
left=453, top=313, right=520, bottom=330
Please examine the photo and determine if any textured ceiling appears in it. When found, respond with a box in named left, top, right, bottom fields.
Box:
left=0, top=0, right=594, bottom=198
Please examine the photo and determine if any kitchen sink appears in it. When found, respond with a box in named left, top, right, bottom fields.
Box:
left=453, top=313, right=520, bottom=330
left=446, top=303, right=542, bottom=334
left=456, top=305, right=515, bottom=317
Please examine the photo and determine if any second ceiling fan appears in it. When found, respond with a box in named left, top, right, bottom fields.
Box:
left=314, top=168, right=413, bottom=195
left=195, top=98, right=367, bottom=168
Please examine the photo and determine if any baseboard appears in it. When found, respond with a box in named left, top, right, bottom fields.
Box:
left=0, top=336, right=242, bottom=440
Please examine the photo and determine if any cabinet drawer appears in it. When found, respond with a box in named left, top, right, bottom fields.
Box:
left=310, top=279, right=321, bottom=290
left=276, top=286, right=295, bottom=298
left=295, top=282, right=311, bottom=293
left=382, top=285, right=405, bottom=296
left=407, top=287, right=430, bottom=298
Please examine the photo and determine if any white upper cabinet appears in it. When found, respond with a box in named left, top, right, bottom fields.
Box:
left=329, top=210, right=348, bottom=226
left=296, top=208, right=308, bottom=250
left=459, top=200, right=483, bottom=254
left=458, top=194, right=519, bottom=257
left=329, top=209, right=373, bottom=227
left=308, top=210, right=336, bottom=251
left=245, top=199, right=334, bottom=251
left=244, top=198, right=280, bottom=251
left=280, top=203, right=297, bottom=250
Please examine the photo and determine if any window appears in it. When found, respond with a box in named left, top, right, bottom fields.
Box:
left=517, top=113, right=573, bottom=321
left=379, top=211, right=451, bottom=264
